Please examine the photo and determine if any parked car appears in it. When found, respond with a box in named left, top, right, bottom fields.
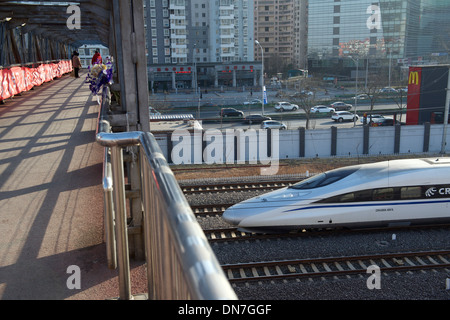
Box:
left=371, top=118, right=405, bottom=126
left=220, top=108, right=244, bottom=118
left=290, top=90, right=313, bottom=98
left=311, top=105, right=335, bottom=113
left=360, top=114, right=385, bottom=124
left=352, top=94, right=369, bottom=100
left=261, top=120, right=287, bottom=130
left=330, top=101, right=352, bottom=111
left=244, top=114, right=271, bottom=124
left=379, top=87, right=398, bottom=93
left=149, top=106, right=161, bottom=115
left=331, top=111, right=359, bottom=123
left=274, top=101, right=299, bottom=112
left=243, top=99, right=262, bottom=105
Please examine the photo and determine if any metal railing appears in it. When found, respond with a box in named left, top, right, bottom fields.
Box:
left=96, top=87, right=237, bottom=300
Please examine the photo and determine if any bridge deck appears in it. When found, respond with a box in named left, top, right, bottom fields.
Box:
left=0, top=72, right=146, bottom=300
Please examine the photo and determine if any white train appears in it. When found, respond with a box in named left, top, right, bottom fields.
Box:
left=222, top=158, right=450, bottom=233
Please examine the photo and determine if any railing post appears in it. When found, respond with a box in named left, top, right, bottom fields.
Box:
left=110, top=145, right=132, bottom=300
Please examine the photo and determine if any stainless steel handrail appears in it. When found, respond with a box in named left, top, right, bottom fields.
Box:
left=96, top=87, right=237, bottom=300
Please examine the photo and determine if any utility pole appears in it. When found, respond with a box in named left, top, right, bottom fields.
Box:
left=440, top=66, right=450, bottom=154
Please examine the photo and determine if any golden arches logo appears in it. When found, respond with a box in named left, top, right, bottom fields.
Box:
left=409, top=71, right=420, bottom=85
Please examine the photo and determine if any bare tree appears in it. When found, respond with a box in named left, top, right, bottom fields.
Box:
left=148, top=93, right=173, bottom=113
left=390, top=89, right=407, bottom=122
left=360, top=72, right=386, bottom=114
left=279, top=91, right=316, bottom=129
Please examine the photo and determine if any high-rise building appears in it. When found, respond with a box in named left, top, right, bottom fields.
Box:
left=307, top=0, right=450, bottom=77
left=144, top=0, right=258, bottom=89
left=254, top=0, right=308, bottom=74
left=144, top=0, right=254, bottom=65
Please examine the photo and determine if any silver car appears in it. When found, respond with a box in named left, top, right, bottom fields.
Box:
left=261, top=120, right=287, bottom=130
left=274, top=101, right=299, bottom=112
left=331, top=111, right=359, bottom=123
left=311, top=105, right=335, bottom=113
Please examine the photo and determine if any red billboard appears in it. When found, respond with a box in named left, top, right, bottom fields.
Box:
left=406, top=67, right=422, bottom=125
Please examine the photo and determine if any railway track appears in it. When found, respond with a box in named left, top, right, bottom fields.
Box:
left=181, top=180, right=297, bottom=195
left=222, top=250, right=450, bottom=283
left=204, top=224, right=450, bottom=243
left=191, top=203, right=233, bottom=216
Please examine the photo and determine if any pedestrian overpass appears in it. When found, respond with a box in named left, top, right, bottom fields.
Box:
left=0, top=1, right=237, bottom=300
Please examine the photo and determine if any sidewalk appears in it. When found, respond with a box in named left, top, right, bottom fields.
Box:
left=0, top=72, right=146, bottom=300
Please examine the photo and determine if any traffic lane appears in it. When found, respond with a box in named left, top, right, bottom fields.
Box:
left=201, top=117, right=361, bottom=131
left=193, top=102, right=403, bottom=119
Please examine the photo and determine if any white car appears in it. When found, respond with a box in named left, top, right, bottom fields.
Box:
left=149, top=106, right=161, bottom=115
left=379, top=87, right=398, bottom=93
left=243, top=99, right=262, bottom=105
left=274, top=101, right=298, bottom=112
left=261, top=120, right=287, bottom=130
left=311, top=105, right=335, bottom=113
left=360, top=114, right=385, bottom=124
left=332, top=111, right=359, bottom=123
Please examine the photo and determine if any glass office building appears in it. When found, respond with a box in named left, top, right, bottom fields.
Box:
left=308, top=0, right=450, bottom=75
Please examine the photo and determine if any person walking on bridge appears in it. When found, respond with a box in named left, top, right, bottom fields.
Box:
left=72, top=51, right=82, bottom=78
left=92, top=50, right=102, bottom=65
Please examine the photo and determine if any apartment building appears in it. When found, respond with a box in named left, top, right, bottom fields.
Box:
left=144, top=0, right=257, bottom=89
left=254, top=0, right=308, bottom=74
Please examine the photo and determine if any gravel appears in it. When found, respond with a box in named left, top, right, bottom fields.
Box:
left=184, top=175, right=450, bottom=300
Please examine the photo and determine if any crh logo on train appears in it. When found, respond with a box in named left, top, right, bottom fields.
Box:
left=425, top=187, right=450, bottom=197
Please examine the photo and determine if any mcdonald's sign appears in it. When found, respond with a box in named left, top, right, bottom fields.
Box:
left=406, top=65, right=449, bottom=125
left=408, top=71, right=420, bottom=85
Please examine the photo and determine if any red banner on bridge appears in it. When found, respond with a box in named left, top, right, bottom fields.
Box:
left=0, top=60, right=72, bottom=101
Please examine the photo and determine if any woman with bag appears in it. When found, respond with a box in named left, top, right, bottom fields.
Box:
left=72, top=51, right=82, bottom=78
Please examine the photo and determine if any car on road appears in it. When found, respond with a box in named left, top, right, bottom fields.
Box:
left=331, top=111, right=359, bottom=123
left=371, top=118, right=405, bottom=126
left=290, top=90, right=314, bottom=97
left=352, top=94, right=369, bottom=100
left=220, top=108, right=244, bottom=118
left=274, top=101, right=299, bottom=112
left=379, top=87, right=398, bottom=93
left=360, top=114, right=385, bottom=124
left=243, top=99, right=262, bottom=105
left=261, top=120, right=287, bottom=130
left=311, top=105, right=335, bottom=113
left=330, top=101, right=352, bottom=111
left=149, top=106, right=161, bottom=115
left=244, top=114, right=272, bottom=124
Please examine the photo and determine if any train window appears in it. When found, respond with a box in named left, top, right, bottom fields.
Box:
left=290, top=167, right=359, bottom=190
left=401, top=187, right=422, bottom=199
left=372, top=188, right=394, bottom=201
left=354, top=189, right=372, bottom=202
left=319, top=192, right=355, bottom=203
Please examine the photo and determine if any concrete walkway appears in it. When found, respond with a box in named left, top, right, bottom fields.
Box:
left=0, top=72, right=146, bottom=300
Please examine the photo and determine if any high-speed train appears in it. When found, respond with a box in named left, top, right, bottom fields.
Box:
left=222, top=158, right=450, bottom=233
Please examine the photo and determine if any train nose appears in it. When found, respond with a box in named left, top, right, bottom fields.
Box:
left=222, top=207, right=242, bottom=226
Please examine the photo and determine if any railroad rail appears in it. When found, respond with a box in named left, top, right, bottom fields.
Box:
left=191, top=203, right=233, bottom=216
left=222, top=250, right=450, bottom=283
left=181, top=180, right=297, bottom=195
left=204, top=224, right=450, bottom=243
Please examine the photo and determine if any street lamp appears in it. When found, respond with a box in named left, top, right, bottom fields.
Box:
left=348, top=56, right=359, bottom=127
left=255, top=40, right=265, bottom=115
